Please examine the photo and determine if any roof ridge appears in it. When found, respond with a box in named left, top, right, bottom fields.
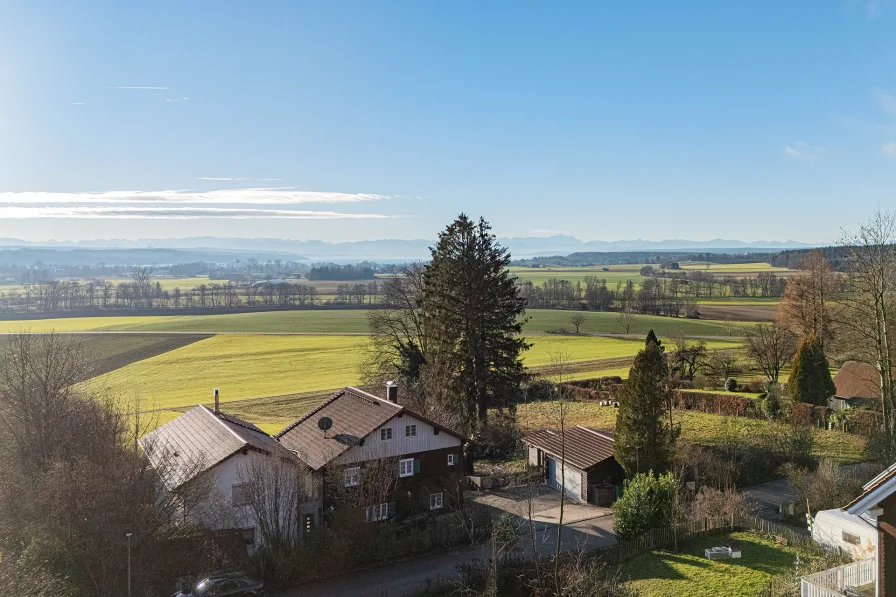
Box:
left=199, top=405, right=248, bottom=446
left=221, top=413, right=271, bottom=437
left=578, top=426, right=614, bottom=441
left=345, top=385, right=403, bottom=410
left=276, top=389, right=346, bottom=438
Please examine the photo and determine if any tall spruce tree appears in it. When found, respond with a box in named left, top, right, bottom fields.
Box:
left=788, top=334, right=835, bottom=406
left=615, top=330, right=674, bottom=477
left=423, top=214, right=529, bottom=434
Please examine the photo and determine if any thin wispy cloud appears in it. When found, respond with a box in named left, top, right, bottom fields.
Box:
left=166, top=97, right=190, bottom=102
left=69, top=102, right=86, bottom=105
left=0, top=207, right=393, bottom=220
left=196, top=177, right=248, bottom=181
left=112, top=86, right=169, bottom=90
left=882, top=142, right=896, bottom=157
left=0, top=188, right=392, bottom=205
left=878, top=90, right=896, bottom=115
left=784, top=141, right=828, bottom=160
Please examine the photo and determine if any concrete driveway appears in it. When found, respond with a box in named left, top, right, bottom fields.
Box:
left=741, top=477, right=797, bottom=521
left=468, top=484, right=613, bottom=524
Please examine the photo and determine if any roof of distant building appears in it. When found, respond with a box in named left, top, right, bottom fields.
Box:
left=834, top=361, right=887, bottom=400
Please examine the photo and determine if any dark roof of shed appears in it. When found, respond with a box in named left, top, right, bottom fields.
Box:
left=276, top=386, right=466, bottom=470
left=139, top=405, right=296, bottom=490
left=834, top=361, right=887, bottom=400
left=524, top=426, right=616, bottom=471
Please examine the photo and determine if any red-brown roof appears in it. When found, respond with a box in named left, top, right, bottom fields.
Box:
left=524, top=426, right=616, bottom=471
left=834, top=361, right=885, bottom=400
left=276, top=386, right=466, bottom=470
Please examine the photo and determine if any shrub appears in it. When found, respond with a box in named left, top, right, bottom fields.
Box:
left=770, top=423, right=815, bottom=469
left=525, top=380, right=556, bottom=402
left=783, top=459, right=865, bottom=519
left=469, top=415, right=523, bottom=460
left=724, top=378, right=738, bottom=392
left=789, top=402, right=813, bottom=426
left=690, top=486, right=752, bottom=521
left=613, top=471, right=679, bottom=540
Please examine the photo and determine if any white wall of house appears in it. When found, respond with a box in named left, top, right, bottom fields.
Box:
left=334, top=413, right=462, bottom=465
left=183, top=453, right=321, bottom=553
left=813, top=509, right=878, bottom=559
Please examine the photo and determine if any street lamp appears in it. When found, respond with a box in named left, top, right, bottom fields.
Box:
left=126, top=532, right=133, bottom=597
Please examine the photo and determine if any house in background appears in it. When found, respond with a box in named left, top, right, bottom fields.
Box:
left=276, top=385, right=467, bottom=521
left=831, top=361, right=887, bottom=411
left=139, top=402, right=320, bottom=553
left=524, top=426, right=625, bottom=505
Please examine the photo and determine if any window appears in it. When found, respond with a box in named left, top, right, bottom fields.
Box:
left=430, top=492, right=443, bottom=510
left=365, top=503, right=389, bottom=522
left=242, top=527, right=256, bottom=547
left=304, top=513, right=315, bottom=534
left=380, top=427, right=393, bottom=441
left=843, top=531, right=861, bottom=545
left=344, top=466, right=360, bottom=487
left=399, top=458, right=415, bottom=477
left=448, top=453, right=456, bottom=466
left=405, top=424, right=417, bottom=438
left=231, top=483, right=253, bottom=506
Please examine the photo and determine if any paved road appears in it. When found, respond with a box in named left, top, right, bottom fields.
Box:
left=274, top=516, right=617, bottom=597
left=742, top=477, right=797, bottom=521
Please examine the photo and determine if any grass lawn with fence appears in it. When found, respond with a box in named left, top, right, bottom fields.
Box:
left=621, top=531, right=805, bottom=597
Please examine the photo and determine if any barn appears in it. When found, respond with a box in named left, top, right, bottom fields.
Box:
left=524, top=426, right=625, bottom=505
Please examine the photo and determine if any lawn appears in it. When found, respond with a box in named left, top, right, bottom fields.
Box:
left=621, top=532, right=806, bottom=597
left=515, top=402, right=865, bottom=463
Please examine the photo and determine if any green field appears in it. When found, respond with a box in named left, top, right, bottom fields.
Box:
left=509, top=265, right=648, bottom=285
left=0, top=308, right=751, bottom=336
left=515, top=401, right=865, bottom=462
left=678, top=261, right=795, bottom=275
left=83, top=334, right=366, bottom=411
left=621, top=532, right=820, bottom=597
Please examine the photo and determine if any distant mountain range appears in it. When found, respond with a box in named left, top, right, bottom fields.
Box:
left=0, top=235, right=817, bottom=262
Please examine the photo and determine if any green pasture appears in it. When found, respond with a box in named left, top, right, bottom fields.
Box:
left=515, top=402, right=864, bottom=463
left=508, top=265, right=648, bottom=286
left=0, top=308, right=756, bottom=335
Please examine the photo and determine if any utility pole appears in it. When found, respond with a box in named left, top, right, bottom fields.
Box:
left=126, top=532, right=133, bottom=597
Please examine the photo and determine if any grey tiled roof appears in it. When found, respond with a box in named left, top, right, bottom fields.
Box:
left=139, top=405, right=296, bottom=490
left=524, top=426, right=616, bottom=471
left=276, top=387, right=402, bottom=470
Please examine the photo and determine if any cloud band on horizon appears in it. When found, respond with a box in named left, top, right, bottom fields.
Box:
left=0, top=188, right=392, bottom=205
left=0, top=207, right=395, bottom=219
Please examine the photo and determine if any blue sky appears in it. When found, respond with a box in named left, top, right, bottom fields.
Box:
left=2, top=0, right=895, bottom=244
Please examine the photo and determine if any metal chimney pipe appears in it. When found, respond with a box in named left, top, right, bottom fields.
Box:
left=214, top=388, right=220, bottom=414
left=386, top=381, right=398, bottom=403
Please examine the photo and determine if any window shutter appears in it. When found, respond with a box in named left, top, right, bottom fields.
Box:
left=413, top=459, right=421, bottom=474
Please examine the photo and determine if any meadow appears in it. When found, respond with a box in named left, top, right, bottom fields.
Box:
left=0, top=308, right=752, bottom=336
left=515, top=401, right=865, bottom=463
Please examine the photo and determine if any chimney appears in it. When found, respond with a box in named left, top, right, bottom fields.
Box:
left=385, top=381, right=398, bottom=403
left=214, top=388, right=220, bottom=414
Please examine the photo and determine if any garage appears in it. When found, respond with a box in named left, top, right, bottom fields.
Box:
left=525, top=426, right=626, bottom=505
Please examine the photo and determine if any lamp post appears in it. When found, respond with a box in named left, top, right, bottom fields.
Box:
left=126, top=532, right=133, bottom=597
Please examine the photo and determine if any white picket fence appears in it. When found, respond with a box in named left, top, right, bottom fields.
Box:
left=800, top=557, right=875, bottom=597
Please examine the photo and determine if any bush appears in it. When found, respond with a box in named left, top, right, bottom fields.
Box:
left=783, top=459, right=865, bottom=520
left=690, top=486, right=752, bottom=521
left=770, top=423, right=815, bottom=469
left=524, top=380, right=556, bottom=402
left=724, top=378, right=738, bottom=392
left=469, top=415, right=523, bottom=460
left=613, top=471, right=679, bottom=540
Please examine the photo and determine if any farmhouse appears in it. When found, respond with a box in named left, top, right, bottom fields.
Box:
left=524, top=426, right=625, bottom=505
left=277, top=384, right=468, bottom=519
left=831, top=361, right=888, bottom=411
left=139, top=403, right=320, bottom=553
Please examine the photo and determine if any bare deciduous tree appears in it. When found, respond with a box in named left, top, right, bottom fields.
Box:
left=617, top=305, right=635, bottom=334
left=836, top=209, right=896, bottom=440
left=779, top=249, right=838, bottom=346
left=569, top=312, right=586, bottom=334
left=743, top=322, right=798, bottom=383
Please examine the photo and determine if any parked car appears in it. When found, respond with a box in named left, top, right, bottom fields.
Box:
left=172, top=573, right=265, bottom=597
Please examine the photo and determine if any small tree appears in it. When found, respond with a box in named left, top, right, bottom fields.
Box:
left=744, top=322, right=798, bottom=383
left=569, top=312, right=586, bottom=334
left=615, top=331, right=674, bottom=477
left=788, top=334, right=835, bottom=406
left=618, top=306, right=635, bottom=334
left=613, top=471, right=679, bottom=540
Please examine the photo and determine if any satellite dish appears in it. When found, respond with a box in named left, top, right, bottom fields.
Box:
left=318, top=417, right=333, bottom=434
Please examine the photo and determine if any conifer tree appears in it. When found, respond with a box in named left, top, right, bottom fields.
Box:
left=788, top=334, right=835, bottom=406
left=615, top=330, right=674, bottom=477
left=422, top=214, right=530, bottom=434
